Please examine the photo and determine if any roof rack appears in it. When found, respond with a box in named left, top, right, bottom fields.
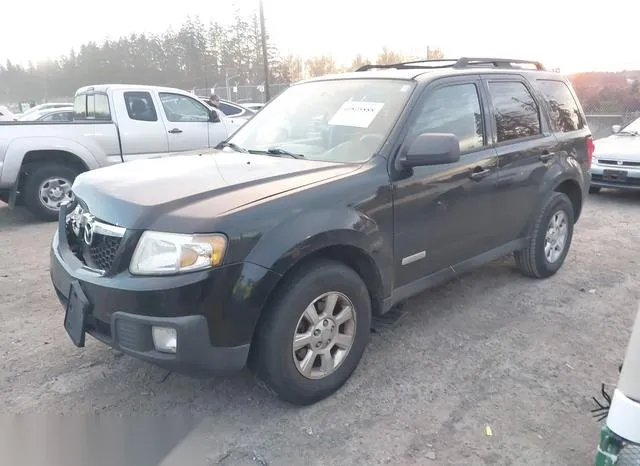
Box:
left=356, top=57, right=546, bottom=72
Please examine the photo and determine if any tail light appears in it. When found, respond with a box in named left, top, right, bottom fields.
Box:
left=586, top=136, right=595, bottom=169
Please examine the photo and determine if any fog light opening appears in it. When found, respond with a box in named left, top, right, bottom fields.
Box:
left=152, top=326, right=177, bottom=354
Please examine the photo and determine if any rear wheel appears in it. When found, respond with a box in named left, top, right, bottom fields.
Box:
left=515, top=192, right=575, bottom=278
left=23, top=163, right=79, bottom=221
left=251, top=260, right=371, bottom=405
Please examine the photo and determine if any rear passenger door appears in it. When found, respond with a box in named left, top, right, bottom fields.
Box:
left=483, top=77, right=559, bottom=244
left=116, top=90, right=170, bottom=161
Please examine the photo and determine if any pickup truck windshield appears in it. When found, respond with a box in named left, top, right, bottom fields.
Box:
left=227, top=78, right=415, bottom=163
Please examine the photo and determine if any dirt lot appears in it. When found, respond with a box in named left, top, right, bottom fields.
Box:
left=1, top=191, right=639, bottom=466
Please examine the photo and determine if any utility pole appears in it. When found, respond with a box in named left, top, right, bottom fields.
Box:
left=259, top=0, right=271, bottom=102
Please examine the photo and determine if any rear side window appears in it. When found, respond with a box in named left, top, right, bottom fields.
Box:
left=488, top=81, right=541, bottom=143
left=124, top=91, right=158, bottom=122
left=74, top=93, right=111, bottom=121
left=536, top=80, right=585, bottom=132
left=219, top=101, right=242, bottom=116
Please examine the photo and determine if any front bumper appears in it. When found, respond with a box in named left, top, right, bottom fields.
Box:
left=590, top=162, right=640, bottom=190
left=49, top=217, right=281, bottom=377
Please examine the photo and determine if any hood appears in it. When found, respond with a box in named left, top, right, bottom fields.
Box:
left=72, top=149, right=358, bottom=230
left=593, top=134, right=640, bottom=160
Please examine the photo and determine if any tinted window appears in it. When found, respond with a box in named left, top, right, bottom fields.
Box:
left=409, top=83, right=485, bottom=153
left=537, top=80, right=585, bottom=132
left=219, top=102, right=242, bottom=116
left=159, top=93, right=210, bottom=123
left=489, top=81, right=541, bottom=142
left=43, top=111, right=73, bottom=122
left=124, top=91, right=158, bottom=122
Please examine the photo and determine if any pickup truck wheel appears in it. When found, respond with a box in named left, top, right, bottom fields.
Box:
left=589, top=186, right=601, bottom=194
left=515, top=192, right=575, bottom=279
left=252, top=260, right=371, bottom=405
left=23, top=163, right=78, bottom=221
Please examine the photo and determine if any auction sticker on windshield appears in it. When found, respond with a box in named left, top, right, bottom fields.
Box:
left=328, top=101, right=384, bottom=128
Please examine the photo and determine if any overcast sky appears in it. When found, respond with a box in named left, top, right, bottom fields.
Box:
left=2, top=0, right=639, bottom=73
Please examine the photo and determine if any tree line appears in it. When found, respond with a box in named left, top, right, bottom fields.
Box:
left=6, top=13, right=637, bottom=115
left=0, top=13, right=443, bottom=103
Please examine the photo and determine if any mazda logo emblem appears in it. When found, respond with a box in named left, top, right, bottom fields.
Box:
left=81, top=213, right=95, bottom=246
left=617, top=160, right=623, bottom=165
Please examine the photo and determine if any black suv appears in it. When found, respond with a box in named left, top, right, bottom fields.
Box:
left=50, top=57, right=593, bottom=405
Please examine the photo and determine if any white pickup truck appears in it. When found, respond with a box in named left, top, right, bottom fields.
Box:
left=0, top=84, right=245, bottom=220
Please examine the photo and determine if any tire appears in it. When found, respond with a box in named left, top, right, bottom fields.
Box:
left=251, top=259, right=372, bottom=405
left=515, top=192, right=575, bottom=279
left=23, top=163, right=79, bottom=222
left=589, top=186, right=601, bottom=194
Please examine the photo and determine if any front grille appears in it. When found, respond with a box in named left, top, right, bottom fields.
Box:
left=86, top=235, right=122, bottom=271
left=599, top=159, right=640, bottom=167
left=65, top=203, right=126, bottom=273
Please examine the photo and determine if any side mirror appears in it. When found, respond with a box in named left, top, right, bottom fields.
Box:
left=209, top=108, right=221, bottom=123
left=399, top=133, right=461, bottom=168
left=612, top=124, right=621, bottom=134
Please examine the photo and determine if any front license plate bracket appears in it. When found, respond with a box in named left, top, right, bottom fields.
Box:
left=64, top=281, right=90, bottom=347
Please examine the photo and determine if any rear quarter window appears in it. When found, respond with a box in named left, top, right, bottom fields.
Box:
left=536, top=79, right=586, bottom=133
left=73, top=93, right=112, bottom=121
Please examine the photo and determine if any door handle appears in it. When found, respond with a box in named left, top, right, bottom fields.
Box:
left=168, top=128, right=183, bottom=134
left=469, top=167, right=492, bottom=181
left=539, top=150, right=554, bottom=163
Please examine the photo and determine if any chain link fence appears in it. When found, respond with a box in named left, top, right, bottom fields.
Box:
left=583, top=104, right=640, bottom=140
left=190, top=84, right=289, bottom=104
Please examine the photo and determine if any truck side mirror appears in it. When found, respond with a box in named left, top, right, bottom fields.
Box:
left=210, top=109, right=221, bottom=123
left=612, top=124, right=621, bottom=134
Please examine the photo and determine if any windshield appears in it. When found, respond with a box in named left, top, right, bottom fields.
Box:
left=227, top=78, right=415, bottom=163
left=620, top=117, right=640, bottom=134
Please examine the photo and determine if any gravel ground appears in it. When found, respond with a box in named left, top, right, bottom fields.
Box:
left=1, top=191, right=639, bottom=466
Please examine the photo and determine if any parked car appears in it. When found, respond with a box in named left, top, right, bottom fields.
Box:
left=50, top=57, right=593, bottom=405
left=589, top=116, right=640, bottom=192
left=18, top=102, right=74, bottom=119
left=239, top=102, right=265, bottom=112
left=0, top=105, right=17, bottom=121
left=18, top=107, right=74, bottom=122
left=0, top=84, right=245, bottom=220
left=217, top=99, right=256, bottom=120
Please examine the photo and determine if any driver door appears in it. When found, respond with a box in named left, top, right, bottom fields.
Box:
left=392, top=77, right=501, bottom=287
left=158, top=92, right=211, bottom=153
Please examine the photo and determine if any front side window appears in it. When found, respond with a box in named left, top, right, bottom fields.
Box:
left=407, top=83, right=485, bottom=153
left=489, top=81, right=541, bottom=143
left=159, top=93, right=210, bottom=122
left=227, top=78, right=415, bottom=163
left=124, top=91, right=158, bottom=122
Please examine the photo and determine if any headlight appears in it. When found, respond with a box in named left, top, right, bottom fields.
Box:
left=130, top=231, right=227, bottom=275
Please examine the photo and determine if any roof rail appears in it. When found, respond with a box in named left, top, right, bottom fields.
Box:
left=356, top=57, right=546, bottom=72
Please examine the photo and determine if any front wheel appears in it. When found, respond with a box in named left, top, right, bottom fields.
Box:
left=23, top=163, right=79, bottom=222
left=515, top=192, right=575, bottom=279
left=251, top=260, right=372, bottom=405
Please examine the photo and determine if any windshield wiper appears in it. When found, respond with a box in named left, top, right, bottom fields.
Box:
left=215, top=141, right=249, bottom=153
left=249, top=147, right=305, bottom=159
left=618, top=131, right=639, bottom=136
